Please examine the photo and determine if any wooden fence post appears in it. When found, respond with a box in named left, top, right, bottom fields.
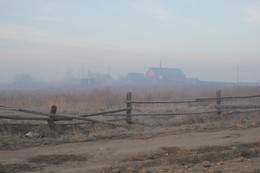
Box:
left=216, top=90, right=221, bottom=115
left=47, top=105, right=57, bottom=130
left=126, top=92, right=133, bottom=124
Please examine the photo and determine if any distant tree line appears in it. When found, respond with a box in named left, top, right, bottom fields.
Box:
left=14, top=73, right=33, bottom=87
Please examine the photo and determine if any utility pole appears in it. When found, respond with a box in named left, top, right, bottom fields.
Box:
left=108, top=65, right=111, bottom=76
left=82, top=62, right=84, bottom=79
left=77, top=64, right=80, bottom=80
left=159, top=60, right=162, bottom=80
left=237, top=66, right=239, bottom=84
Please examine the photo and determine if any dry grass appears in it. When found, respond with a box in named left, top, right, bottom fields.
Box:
left=1, top=85, right=260, bottom=112
left=0, top=85, right=260, bottom=148
left=0, top=111, right=259, bottom=149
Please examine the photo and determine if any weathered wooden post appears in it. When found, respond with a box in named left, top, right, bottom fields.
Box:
left=216, top=90, right=221, bottom=116
left=47, top=105, right=57, bottom=130
left=126, top=92, right=133, bottom=124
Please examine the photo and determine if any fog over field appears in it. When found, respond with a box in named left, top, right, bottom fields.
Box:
left=0, top=0, right=260, bottom=83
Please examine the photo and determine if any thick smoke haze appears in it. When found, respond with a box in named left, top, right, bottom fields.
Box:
left=0, top=0, right=260, bottom=83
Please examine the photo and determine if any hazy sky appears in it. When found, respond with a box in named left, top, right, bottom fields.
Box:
left=0, top=0, right=260, bottom=83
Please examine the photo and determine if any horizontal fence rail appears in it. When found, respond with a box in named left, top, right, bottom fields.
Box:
left=126, top=94, right=260, bottom=104
left=102, top=110, right=221, bottom=117
left=0, top=91, right=260, bottom=130
left=0, top=115, right=53, bottom=121
left=0, top=105, right=127, bottom=127
left=0, top=105, right=130, bottom=118
left=222, top=109, right=260, bottom=115
left=80, top=108, right=131, bottom=117
left=216, top=105, right=260, bottom=109
left=0, top=106, right=72, bottom=120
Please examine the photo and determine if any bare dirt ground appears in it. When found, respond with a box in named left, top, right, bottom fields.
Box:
left=0, top=127, right=259, bottom=173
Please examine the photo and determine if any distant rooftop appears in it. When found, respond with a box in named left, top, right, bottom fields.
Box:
left=127, top=72, right=144, bottom=78
left=148, top=67, right=186, bottom=78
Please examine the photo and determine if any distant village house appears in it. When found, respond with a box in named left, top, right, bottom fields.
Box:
left=145, top=67, right=188, bottom=83
left=80, top=73, right=113, bottom=87
left=127, top=72, right=145, bottom=83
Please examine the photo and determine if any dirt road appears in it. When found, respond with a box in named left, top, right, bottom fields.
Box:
left=0, top=127, right=259, bottom=173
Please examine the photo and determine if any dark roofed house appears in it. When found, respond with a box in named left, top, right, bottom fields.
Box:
left=127, top=72, right=145, bottom=83
left=127, top=72, right=144, bottom=79
left=145, top=67, right=187, bottom=83
left=80, top=73, right=113, bottom=87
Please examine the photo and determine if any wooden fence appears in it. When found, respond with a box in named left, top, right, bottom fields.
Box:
left=0, top=90, right=260, bottom=130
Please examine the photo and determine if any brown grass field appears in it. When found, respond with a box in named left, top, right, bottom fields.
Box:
left=0, top=85, right=259, bottom=173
